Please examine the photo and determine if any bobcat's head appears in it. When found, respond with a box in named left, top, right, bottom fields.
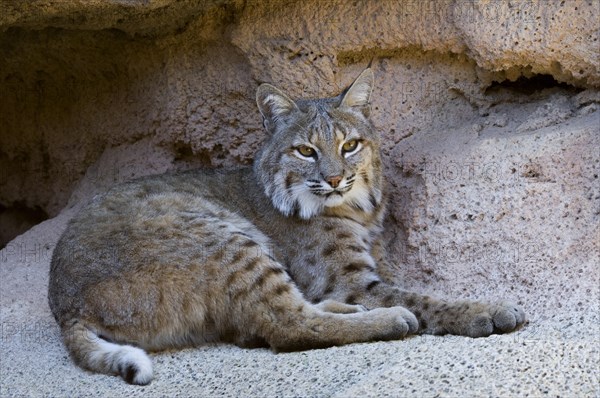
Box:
left=254, top=68, right=383, bottom=219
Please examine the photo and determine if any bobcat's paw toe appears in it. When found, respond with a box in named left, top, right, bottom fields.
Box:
left=465, top=302, right=526, bottom=337
left=391, top=306, right=419, bottom=335
left=404, top=309, right=420, bottom=334
left=369, top=306, right=419, bottom=339
left=491, top=301, right=526, bottom=332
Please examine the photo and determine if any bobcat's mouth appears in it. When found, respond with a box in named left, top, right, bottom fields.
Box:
left=309, top=186, right=352, bottom=201
left=312, top=183, right=354, bottom=208
left=306, top=174, right=356, bottom=199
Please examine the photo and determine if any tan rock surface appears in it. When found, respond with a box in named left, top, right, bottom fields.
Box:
left=0, top=1, right=598, bottom=396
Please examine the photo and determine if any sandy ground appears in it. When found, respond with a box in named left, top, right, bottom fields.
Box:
left=1, top=204, right=598, bottom=397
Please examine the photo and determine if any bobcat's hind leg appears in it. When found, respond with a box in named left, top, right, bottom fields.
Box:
left=222, top=242, right=418, bottom=351
left=262, top=303, right=419, bottom=352
left=315, top=299, right=367, bottom=314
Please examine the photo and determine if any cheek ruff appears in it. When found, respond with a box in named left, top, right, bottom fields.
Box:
left=268, top=170, right=376, bottom=218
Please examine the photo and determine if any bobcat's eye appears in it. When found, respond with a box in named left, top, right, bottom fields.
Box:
left=342, top=139, right=361, bottom=156
left=296, top=145, right=317, bottom=159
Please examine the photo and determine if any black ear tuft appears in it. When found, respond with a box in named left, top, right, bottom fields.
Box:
left=340, top=68, right=374, bottom=117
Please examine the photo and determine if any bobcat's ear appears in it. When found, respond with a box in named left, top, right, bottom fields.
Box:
left=256, top=84, right=299, bottom=133
left=340, top=68, right=374, bottom=117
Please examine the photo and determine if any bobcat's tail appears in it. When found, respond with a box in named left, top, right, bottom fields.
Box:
left=61, top=320, right=153, bottom=385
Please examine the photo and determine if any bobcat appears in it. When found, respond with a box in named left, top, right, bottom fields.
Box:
left=48, top=68, right=525, bottom=385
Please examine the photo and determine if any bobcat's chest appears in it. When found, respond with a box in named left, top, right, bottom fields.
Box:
left=271, top=213, right=381, bottom=300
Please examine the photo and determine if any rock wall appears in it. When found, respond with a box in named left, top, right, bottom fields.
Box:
left=1, top=0, right=599, bottom=302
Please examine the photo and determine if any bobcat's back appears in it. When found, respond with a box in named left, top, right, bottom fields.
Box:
left=49, top=168, right=271, bottom=339
left=48, top=67, right=525, bottom=385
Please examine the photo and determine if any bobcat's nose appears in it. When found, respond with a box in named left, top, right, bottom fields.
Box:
left=326, top=175, right=343, bottom=188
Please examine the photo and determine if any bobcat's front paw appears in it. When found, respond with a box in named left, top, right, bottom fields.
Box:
left=370, top=306, right=419, bottom=337
left=458, top=301, right=526, bottom=337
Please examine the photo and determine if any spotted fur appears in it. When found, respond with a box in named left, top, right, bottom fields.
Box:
left=48, top=68, right=525, bottom=385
